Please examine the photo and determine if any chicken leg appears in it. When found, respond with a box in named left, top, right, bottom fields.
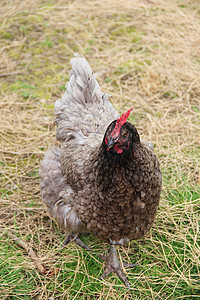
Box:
left=99, top=245, right=135, bottom=288
left=62, top=233, right=93, bottom=251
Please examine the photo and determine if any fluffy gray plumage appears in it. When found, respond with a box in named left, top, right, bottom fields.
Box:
left=39, top=56, right=162, bottom=287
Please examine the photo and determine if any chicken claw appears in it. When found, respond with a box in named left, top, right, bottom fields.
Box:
left=99, top=245, right=135, bottom=288
left=62, top=234, right=93, bottom=252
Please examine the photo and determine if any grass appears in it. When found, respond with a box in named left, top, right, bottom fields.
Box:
left=0, top=0, right=200, bottom=299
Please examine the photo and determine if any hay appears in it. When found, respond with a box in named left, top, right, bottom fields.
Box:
left=0, top=0, right=199, bottom=298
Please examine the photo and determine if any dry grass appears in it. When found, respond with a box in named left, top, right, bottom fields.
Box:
left=0, top=0, right=200, bottom=299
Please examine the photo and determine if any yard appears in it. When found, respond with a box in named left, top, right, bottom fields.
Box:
left=0, top=0, right=200, bottom=299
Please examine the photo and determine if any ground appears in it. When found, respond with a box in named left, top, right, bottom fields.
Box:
left=0, top=0, right=199, bottom=299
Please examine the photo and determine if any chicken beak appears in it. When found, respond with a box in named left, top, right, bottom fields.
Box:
left=107, top=138, right=115, bottom=149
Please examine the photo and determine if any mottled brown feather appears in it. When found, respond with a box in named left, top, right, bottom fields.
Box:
left=39, top=56, right=162, bottom=246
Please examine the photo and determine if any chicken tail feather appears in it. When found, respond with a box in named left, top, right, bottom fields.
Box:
left=54, top=55, right=118, bottom=142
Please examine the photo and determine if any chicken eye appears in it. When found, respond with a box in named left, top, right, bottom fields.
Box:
left=123, top=132, right=127, bottom=137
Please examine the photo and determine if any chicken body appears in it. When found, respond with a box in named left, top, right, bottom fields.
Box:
left=39, top=57, right=162, bottom=287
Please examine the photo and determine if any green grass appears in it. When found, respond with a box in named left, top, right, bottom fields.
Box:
left=0, top=0, right=200, bottom=299
left=1, top=203, right=199, bottom=298
left=0, top=244, right=39, bottom=299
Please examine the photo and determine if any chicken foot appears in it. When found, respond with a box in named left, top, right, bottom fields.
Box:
left=99, top=245, right=136, bottom=288
left=62, top=233, right=93, bottom=251
left=62, top=235, right=135, bottom=288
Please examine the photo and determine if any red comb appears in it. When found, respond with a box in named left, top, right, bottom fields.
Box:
left=111, top=107, right=133, bottom=138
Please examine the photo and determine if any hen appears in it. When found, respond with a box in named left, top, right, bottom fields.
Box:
left=39, top=56, right=162, bottom=288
